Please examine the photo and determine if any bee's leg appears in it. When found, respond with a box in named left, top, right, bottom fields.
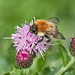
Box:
left=35, top=36, right=44, bottom=46
left=44, top=35, right=51, bottom=46
left=45, top=35, right=51, bottom=43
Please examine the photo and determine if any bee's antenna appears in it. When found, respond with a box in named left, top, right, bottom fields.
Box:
left=19, top=21, right=25, bottom=23
left=19, top=21, right=29, bottom=26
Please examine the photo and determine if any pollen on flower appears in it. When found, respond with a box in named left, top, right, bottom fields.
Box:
left=12, top=18, right=48, bottom=58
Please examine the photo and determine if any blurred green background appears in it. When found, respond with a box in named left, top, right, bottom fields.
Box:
left=0, top=0, right=75, bottom=75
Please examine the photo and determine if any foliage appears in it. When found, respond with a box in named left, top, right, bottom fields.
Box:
left=0, top=0, right=75, bottom=75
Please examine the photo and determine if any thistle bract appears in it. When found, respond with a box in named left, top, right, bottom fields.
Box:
left=70, top=37, right=75, bottom=56
left=16, top=49, right=33, bottom=68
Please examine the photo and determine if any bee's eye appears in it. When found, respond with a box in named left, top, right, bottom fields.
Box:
left=33, top=28, right=36, bottom=31
left=32, top=28, right=37, bottom=32
left=30, top=25, right=37, bottom=33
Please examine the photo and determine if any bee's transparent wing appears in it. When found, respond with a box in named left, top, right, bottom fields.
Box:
left=47, top=17, right=60, bottom=25
left=58, top=32, right=65, bottom=40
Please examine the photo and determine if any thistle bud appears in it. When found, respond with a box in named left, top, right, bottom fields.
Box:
left=70, top=37, right=75, bottom=56
left=16, top=49, right=33, bottom=68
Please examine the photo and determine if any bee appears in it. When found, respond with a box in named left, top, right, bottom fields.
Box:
left=27, top=17, right=65, bottom=46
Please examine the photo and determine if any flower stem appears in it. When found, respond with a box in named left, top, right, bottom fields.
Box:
left=55, top=57, right=75, bottom=75
left=22, top=69, right=26, bottom=74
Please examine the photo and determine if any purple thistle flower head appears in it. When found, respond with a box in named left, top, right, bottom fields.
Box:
left=16, top=49, right=33, bottom=68
left=12, top=18, right=48, bottom=58
left=70, top=37, right=75, bottom=56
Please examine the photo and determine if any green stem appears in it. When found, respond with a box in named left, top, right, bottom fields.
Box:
left=55, top=57, right=75, bottom=75
left=22, top=69, right=26, bottom=75
left=10, top=68, right=15, bottom=74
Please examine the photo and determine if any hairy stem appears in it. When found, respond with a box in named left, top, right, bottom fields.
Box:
left=55, top=57, right=75, bottom=75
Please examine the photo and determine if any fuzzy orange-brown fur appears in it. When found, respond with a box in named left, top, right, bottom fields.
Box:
left=35, top=20, right=50, bottom=33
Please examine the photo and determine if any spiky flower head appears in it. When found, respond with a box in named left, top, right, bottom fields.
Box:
left=16, top=49, right=33, bottom=68
left=70, top=37, right=75, bottom=56
left=12, top=19, right=47, bottom=58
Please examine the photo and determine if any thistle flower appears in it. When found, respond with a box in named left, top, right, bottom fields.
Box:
left=70, top=37, right=75, bottom=56
left=12, top=19, right=47, bottom=58
left=16, top=49, right=33, bottom=68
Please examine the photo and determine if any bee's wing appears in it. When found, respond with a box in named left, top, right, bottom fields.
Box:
left=58, top=32, right=65, bottom=40
left=47, top=17, right=60, bottom=25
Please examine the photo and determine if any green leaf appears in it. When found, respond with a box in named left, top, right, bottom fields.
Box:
left=8, top=43, right=20, bottom=69
left=3, top=69, right=23, bottom=75
left=36, top=56, right=46, bottom=72
left=3, top=72, right=10, bottom=75
left=41, top=67, right=51, bottom=75
left=57, top=44, right=70, bottom=66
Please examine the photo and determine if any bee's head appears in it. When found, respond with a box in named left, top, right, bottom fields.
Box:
left=29, top=24, right=38, bottom=35
left=26, top=24, right=38, bottom=36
